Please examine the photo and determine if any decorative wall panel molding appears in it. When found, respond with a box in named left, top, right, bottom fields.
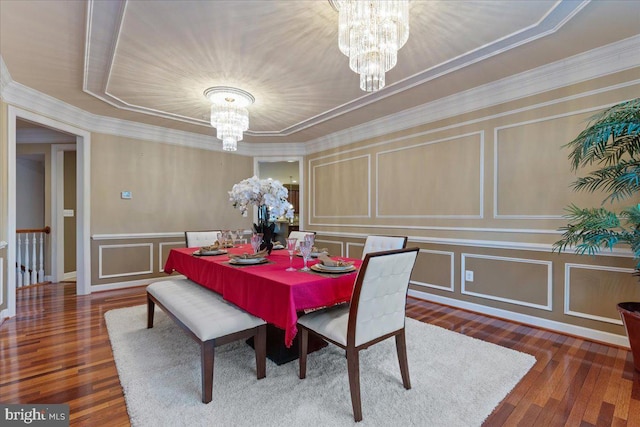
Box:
left=410, top=249, right=455, bottom=292
left=311, top=155, right=371, bottom=219
left=346, top=242, right=364, bottom=259
left=461, top=253, right=553, bottom=311
left=493, top=104, right=625, bottom=219
left=315, top=239, right=344, bottom=257
left=376, top=132, right=483, bottom=218
left=98, top=243, right=153, bottom=279
left=92, top=232, right=184, bottom=240
left=563, top=263, right=637, bottom=325
left=158, top=242, right=184, bottom=273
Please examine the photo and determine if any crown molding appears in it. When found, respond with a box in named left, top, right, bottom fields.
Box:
left=1, top=34, right=638, bottom=157
left=304, top=34, right=640, bottom=154
left=0, top=55, right=10, bottom=95
left=80, top=0, right=589, bottom=137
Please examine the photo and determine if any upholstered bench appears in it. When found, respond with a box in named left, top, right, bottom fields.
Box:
left=147, top=278, right=267, bottom=403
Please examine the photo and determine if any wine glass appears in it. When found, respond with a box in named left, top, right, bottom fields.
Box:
left=251, top=233, right=263, bottom=254
left=299, top=241, right=312, bottom=271
left=236, top=229, right=244, bottom=244
left=216, top=232, right=223, bottom=246
left=286, top=237, right=297, bottom=272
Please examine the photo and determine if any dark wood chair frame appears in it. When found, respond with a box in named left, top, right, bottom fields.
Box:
left=298, top=247, right=419, bottom=422
left=147, top=292, right=267, bottom=404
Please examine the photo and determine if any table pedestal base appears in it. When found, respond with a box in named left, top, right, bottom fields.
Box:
left=247, top=323, right=327, bottom=365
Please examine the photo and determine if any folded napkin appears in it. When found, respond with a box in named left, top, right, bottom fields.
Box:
left=316, top=253, right=354, bottom=267
left=228, top=249, right=268, bottom=260
left=200, top=242, right=221, bottom=251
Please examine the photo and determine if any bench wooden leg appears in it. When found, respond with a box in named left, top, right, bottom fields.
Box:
left=255, top=324, right=267, bottom=379
left=201, top=340, right=215, bottom=404
left=147, top=294, right=155, bottom=329
left=299, top=328, right=308, bottom=379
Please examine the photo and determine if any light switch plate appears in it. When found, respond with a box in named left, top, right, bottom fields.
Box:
left=121, top=191, right=132, bottom=199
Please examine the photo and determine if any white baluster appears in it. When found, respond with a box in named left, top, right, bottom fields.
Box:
left=38, top=232, right=45, bottom=283
left=16, top=234, right=23, bottom=288
left=23, top=234, right=30, bottom=286
left=30, top=232, right=37, bottom=284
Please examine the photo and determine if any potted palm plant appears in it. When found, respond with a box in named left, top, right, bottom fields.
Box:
left=553, top=97, right=640, bottom=371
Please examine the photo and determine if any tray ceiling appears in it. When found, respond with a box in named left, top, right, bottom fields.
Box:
left=1, top=0, right=639, bottom=144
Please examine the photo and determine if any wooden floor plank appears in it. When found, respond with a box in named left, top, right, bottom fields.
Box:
left=1, top=283, right=639, bottom=426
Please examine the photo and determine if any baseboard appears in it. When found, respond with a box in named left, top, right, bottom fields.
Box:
left=0, top=309, right=8, bottom=325
left=91, top=275, right=186, bottom=292
left=63, top=271, right=76, bottom=281
left=408, top=288, right=630, bottom=349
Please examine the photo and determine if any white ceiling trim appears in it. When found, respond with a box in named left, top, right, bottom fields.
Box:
left=1, top=35, right=638, bottom=157
left=304, top=34, right=640, bottom=154
left=0, top=55, right=10, bottom=96
left=82, top=0, right=589, bottom=137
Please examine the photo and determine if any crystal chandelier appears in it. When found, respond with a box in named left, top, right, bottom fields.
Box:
left=203, top=86, right=255, bottom=151
left=329, top=0, right=409, bottom=92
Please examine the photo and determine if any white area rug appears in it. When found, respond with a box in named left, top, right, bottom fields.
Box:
left=105, top=305, right=535, bottom=426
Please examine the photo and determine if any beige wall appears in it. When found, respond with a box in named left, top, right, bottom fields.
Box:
left=89, top=133, right=254, bottom=285
left=306, top=69, right=640, bottom=339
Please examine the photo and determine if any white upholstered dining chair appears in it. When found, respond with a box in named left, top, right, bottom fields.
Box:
left=288, top=231, right=315, bottom=249
left=185, top=230, right=222, bottom=248
left=361, top=235, right=408, bottom=259
left=297, top=247, right=419, bottom=422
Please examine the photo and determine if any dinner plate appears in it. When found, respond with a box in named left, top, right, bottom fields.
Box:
left=311, top=263, right=356, bottom=273
left=194, top=249, right=227, bottom=256
left=272, top=245, right=285, bottom=250
left=229, top=257, right=268, bottom=265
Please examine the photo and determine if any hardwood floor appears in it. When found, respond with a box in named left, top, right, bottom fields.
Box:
left=1, top=283, right=639, bottom=426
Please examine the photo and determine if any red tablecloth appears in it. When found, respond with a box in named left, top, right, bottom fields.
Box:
left=163, top=245, right=361, bottom=347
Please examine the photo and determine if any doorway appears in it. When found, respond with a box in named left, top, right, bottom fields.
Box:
left=254, top=157, right=304, bottom=242
left=7, top=106, right=91, bottom=317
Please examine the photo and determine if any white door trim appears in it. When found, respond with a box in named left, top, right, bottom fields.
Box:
left=8, top=106, right=91, bottom=317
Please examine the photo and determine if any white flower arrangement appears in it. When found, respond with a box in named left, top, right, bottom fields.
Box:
left=229, top=175, right=294, bottom=220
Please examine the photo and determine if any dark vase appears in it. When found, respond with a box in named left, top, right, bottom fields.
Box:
left=617, top=302, right=640, bottom=372
left=254, top=205, right=274, bottom=254
left=254, top=221, right=275, bottom=254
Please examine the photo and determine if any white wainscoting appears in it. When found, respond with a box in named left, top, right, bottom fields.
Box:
left=409, top=288, right=629, bottom=348
left=158, top=242, right=185, bottom=273
left=563, top=263, right=636, bottom=325
left=314, top=239, right=345, bottom=257
left=411, top=249, right=455, bottom=293
left=98, top=243, right=153, bottom=279
left=461, top=253, right=553, bottom=311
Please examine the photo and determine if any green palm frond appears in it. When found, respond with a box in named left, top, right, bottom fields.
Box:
left=556, top=99, right=640, bottom=274
left=572, top=159, right=640, bottom=203
left=566, top=98, right=640, bottom=170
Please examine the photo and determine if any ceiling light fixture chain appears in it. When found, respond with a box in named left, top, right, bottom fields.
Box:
left=330, top=0, right=409, bottom=92
left=204, top=86, right=255, bottom=152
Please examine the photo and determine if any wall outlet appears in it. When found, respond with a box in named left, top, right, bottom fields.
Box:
left=465, top=270, right=474, bottom=282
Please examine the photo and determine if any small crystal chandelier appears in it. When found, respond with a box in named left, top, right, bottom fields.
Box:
left=203, top=86, right=255, bottom=151
left=329, top=0, right=409, bottom=92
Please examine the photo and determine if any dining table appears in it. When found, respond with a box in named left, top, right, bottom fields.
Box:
left=163, top=244, right=362, bottom=352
